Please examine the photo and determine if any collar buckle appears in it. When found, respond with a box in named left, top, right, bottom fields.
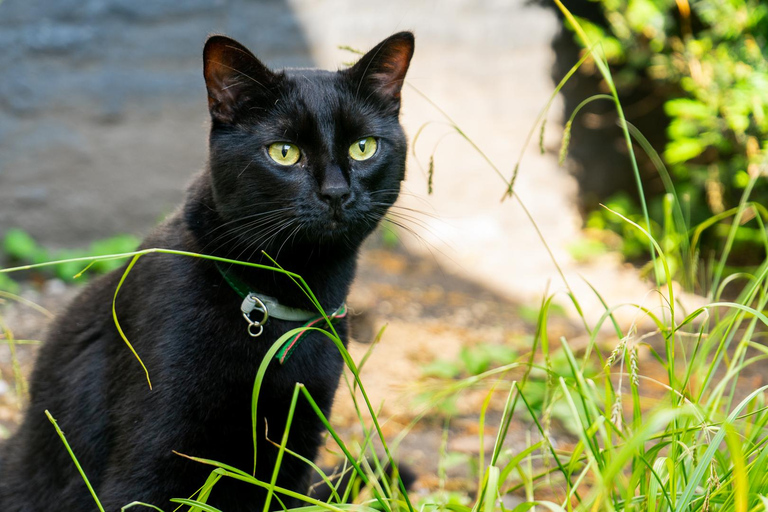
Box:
left=241, top=293, right=269, bottom=337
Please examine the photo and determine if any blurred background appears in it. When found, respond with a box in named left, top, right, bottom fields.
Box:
left=0, top=0, right=591, bottom=304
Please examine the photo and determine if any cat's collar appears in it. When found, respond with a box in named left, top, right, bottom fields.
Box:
left=214, top=262, right=347, bottom=363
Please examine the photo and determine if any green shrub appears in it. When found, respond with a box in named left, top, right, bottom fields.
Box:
left=1, top=229, right=140, bottom=289
left=568, top=0, right=768, bottom=285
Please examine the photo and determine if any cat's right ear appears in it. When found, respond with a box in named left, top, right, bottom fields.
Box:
left=346, top=32, right=415, bottom=108
left=203, top=35, right=277, bottom=124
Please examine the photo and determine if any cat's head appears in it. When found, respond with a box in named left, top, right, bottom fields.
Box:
left=201, top=32, right=414, bottom=259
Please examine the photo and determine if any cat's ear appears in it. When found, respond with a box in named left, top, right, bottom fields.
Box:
left=203, top=35, right=277, bottom=124
left=346, top=32, right=414, bottom=105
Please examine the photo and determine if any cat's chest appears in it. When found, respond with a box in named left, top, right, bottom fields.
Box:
left=118, top=245, right=348, bottom=399
left=168, top=309, right=346, bottom=391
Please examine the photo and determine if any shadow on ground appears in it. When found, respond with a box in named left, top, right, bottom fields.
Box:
left=0, top=231, right=577, bottom=500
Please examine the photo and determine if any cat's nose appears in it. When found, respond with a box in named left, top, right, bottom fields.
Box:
left=320, top=166, right=350, bottom=205
left=321, top=184, right=350, bottom=204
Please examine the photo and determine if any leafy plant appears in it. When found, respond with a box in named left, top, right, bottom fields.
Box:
left=422, top=343, right=519, bottom=380
left=1, top=229, right=140, bottom=288
left=565, top=0, right=768, bottom=291
left=0, top=273, right=19, bottom=294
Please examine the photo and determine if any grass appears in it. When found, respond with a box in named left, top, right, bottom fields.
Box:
left=2, top=2, right=768, bottom=510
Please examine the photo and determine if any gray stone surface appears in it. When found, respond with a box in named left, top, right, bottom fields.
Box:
left=0, top=0, right=313, bottom=245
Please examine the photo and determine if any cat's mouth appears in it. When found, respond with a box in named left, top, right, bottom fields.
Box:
left=322, top=206, right=350, bottom=232
left=318, top=217, right=359, bottom=240
left=325, top=219, right=346, bottom=234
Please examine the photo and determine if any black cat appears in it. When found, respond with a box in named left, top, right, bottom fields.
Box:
left=0, top=32, right=414, bottom=511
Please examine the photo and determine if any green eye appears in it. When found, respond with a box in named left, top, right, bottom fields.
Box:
left=268, top=142, right=301, bottom=166
left=349, top=137, right=378, bottom=161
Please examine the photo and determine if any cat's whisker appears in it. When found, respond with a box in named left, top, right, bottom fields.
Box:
left=200, top=210, right=294, bottom=254
left=238, top=222, right=288, bottom=259
left=201, top=206, right=294, bottom=236
left=274, top=221, right=301, bottom=261
left=368, top=190, right=438, bottom=212
left=384, top=204, right=442, bottom=221
left=378, top=217, right=451, bottom=264
left=361, top=208, right=431, bottom=247
left=368, top=189, right=401, bottom=197
left=218, top=215, right=291, bottom=263
left=285, top=221, right=306, bottom=252
left=255, top=220, right=297, bottom=262
left=208, top=206, right=292, bottom=227
left=367, top=201, right=447, bottom=238
left=371, top=211, right=460, bottom=272
left=237, top=159, right=254, bottom=178
left=384, top=212, right=453, bottom=253
left=383, top=210, right=439, bottom=232
left=239, top=215, right=297, bottom=261
left=195, top=203, right=293, bottom=228
left=277, top=220, right=310, bottom=260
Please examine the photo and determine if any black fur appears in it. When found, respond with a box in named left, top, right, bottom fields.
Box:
left=0, top=32, right=414, bottom=511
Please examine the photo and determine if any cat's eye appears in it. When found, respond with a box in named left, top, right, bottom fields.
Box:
left=267, top=142, right=301, bottom=166
left=349, top=137, right=378, bottom=161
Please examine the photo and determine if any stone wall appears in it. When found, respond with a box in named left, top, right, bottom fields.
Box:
left=0, top=0, right=313, bottom=246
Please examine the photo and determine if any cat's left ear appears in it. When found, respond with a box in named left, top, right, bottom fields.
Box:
left=346, top=32, right=415, bottom=106
left=203, top=35, right=278, bottom=124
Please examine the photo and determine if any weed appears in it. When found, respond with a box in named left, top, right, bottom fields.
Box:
left=0, top=229, right=139, bottom=288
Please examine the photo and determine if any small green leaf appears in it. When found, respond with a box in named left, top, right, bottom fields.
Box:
left=3, top=229, right=44, bottom=261
left=481, top=343, right=518, bottom=365
left=664, top=98, right=711, bottom=119
left=664, top=138, right=706, bottom=164
left=0, top=273, right=20, bottom=293
left=460, top=346, right=492, bottom=376
left=422, top=359, right=462, bottom=379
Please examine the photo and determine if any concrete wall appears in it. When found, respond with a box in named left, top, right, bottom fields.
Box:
left=0, top=0, right=313, bottom=245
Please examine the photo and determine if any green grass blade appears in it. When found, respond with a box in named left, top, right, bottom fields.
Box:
left=188, top=470, right=224, bottom=511
left=675, top=385, right=768, bottom=512
left=45, top=410, right=106, bottom=512
left=263, top=383, right=303, bottom=512
left=251, top=327, right=325, bottom=475
left=482, top=466, right=499, bottom=512
left=169, top=499, right=223, bottom=512
left=553, top=0, right=658, bottom=285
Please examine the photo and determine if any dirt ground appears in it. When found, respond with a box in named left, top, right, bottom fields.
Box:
left=0, top=235, right=581, bottom=503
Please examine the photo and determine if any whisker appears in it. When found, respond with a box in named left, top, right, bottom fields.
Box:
left=200, top=210, right=293, bottom=254
left=203, top=208, right=293, bottom=238
left=237, top=159, right=254, bottom=178
left=254, top=220, right=296, bottom=263
left=275, top=222, right=302, bottom=261
left=231, top=222, right=286, bottom=263
left=380, top=204, right=442, bottom=221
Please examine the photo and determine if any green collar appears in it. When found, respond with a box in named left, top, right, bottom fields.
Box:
left=215, top=262, right=347, bottom=363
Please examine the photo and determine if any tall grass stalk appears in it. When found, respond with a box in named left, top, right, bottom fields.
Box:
left=45, top=410, right=106, bottom=512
